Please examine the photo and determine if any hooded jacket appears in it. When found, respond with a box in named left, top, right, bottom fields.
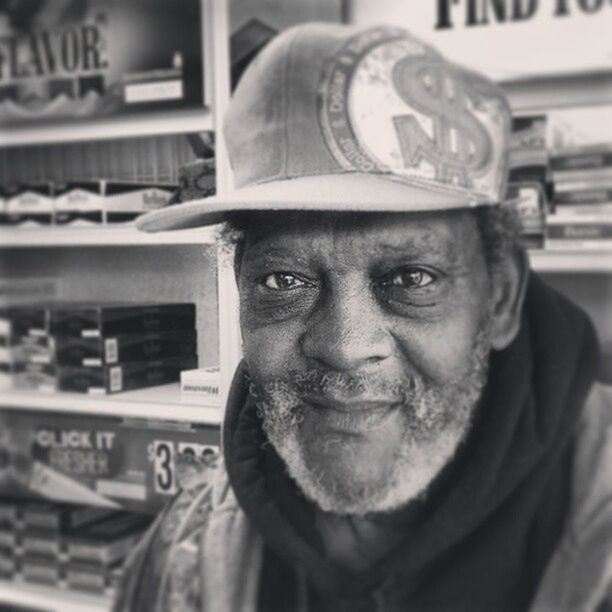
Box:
left=113, top=275, right=612, bottom=612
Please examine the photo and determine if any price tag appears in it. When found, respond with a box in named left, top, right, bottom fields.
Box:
left=153, top=440, right=177, bottom=495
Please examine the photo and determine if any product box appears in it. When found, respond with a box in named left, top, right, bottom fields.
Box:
left=22, top=553, right=62, bottom=585
left=0, top=409, right=220, bottom=513
left=554, top=187, right=612, bottom=206
left=0, top=498, right=22, bottom=526
left=507, top=182, right=547, bottom=249
left=57, top=355, right=198, bottom=394
left=180, top=366, right=220, bottom=404
left=0, top=523, right=18, bottom=549
left=0, top=549, right=18, bottom=577
left=104, top=182, right=176, bottom=223
left=54, top=181, right=104, bottom=225
left=12, top=362, right=56, bottom=392
left=49, top=302, right=196, bottom=338
left=0, top=187, right=7, bottom=224
left=0, top=305, right=49, bottom=337
left=22, top=528, right=61, bottom=557
left=546, top=215, right=612, bottom=249
left=11, top=334, right=54, bottom=365
left=66, top=559, right=123, bottom=593
left=22, top=503, right=117, bottom=532
left=54, top=329, right=197, bottom=367
left=509, top=115, right=549, bottom=186
left=65, top=511, right=151, bottom=564
left=5, top=184, right=54, bottom=226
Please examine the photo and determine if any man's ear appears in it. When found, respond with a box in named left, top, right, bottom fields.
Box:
left=488, top=248, right=529, bottom=351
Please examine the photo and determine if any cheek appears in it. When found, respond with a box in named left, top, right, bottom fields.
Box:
left=240, top=309, right=304, bottom=382
left=394, top=290, right=490, bottom=384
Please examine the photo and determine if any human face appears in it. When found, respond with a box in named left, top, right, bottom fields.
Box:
left=237, top=211, right=494, bottom=514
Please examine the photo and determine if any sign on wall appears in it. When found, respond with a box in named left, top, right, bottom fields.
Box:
left=351, top=0, right=612, bottom=79
left=0, top=0, right=205, bottom=125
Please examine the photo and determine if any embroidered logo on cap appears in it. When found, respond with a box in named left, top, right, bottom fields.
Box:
left=319, top=26, right=510, bottom=202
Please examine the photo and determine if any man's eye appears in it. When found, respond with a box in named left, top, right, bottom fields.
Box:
left=385, top=269, right=434, bottom=289
left=261, top=272, right=307, bottom=290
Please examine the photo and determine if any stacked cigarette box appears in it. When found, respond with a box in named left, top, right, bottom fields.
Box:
left=0, top=497, right=150, bottom=594
left=0, top=181, right=177, bottom=227
left=548, top=144, right=612, bottom=249
left=4, top=302, right=198, bottom=393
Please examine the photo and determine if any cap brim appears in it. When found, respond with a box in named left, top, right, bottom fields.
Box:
left=136, top=173, right=493, bottom=232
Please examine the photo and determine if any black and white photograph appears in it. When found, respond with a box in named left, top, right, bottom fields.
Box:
left=1, top=1, right=611, bottom=610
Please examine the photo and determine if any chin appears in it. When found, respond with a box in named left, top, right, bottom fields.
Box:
left=270, top=416, right=472, bottom=516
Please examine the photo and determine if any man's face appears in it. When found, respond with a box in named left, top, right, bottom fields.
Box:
left=237, top=211, right=495, bottom=515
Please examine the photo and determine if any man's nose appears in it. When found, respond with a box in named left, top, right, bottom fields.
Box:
left=300, top=282, right=394, bottom=372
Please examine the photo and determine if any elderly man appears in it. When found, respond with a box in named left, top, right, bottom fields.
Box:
left=115, top=24, right=611, bottom=612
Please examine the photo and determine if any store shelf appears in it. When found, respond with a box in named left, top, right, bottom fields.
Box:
left=501, top=69, right=612, bottom=113
left=0, top=578, right=112, bottom=612
left=1, top=108, right=213, bottom=148
left=0, top=224, right=218, bottom=248
left=530, top=249, right=612, bottom=273
left=0, top=383, right=222, bottom=425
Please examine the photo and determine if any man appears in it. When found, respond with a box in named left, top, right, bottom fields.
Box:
left=115, top=24, right=611, bottom=611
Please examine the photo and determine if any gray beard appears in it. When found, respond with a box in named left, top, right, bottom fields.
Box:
left=252, top=329, right=491, bottom=516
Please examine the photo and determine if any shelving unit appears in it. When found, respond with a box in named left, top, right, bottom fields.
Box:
left=0, top=579, right=112, bottom=612
left=1, top=108, right=214, bottom=148
left=0, top=383, right=222, bottom=424
left=0, top=224, right=219, bottom=248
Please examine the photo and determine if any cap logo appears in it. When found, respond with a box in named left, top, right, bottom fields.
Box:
left=319, top=27, right=508, bottom=199
left=391, top=57, right=492, bottom=188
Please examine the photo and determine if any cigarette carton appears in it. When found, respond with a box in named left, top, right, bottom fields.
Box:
left=104, top=181, right=175, bottom=223
left=57, top=355, right=198, bottom=394
left=0, top=524, right=18, bottom=549
left=6, top=183, right=54, bottom=226
left=22, top=554, right=61, bottom=585
left=0, top=548, right=18, bottom=577
left=22, top=529, right=62, bottom=557
left=65, top=512, right=151, bottom=564
left=54, top=181, right=104, bottom=225
left=22, top=503, right=117, bottom=532
left=180, top=367, right=221, bottom=403
left=12, top=362, right=56, bottom=392
left=66, top=559, right=122, bottom=593
left=54, top=329, right=197, bottom=367
left=49, top=302, right=196, bottom=338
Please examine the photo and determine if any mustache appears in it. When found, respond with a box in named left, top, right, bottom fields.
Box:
left=249, top=368, right=428, bottom=405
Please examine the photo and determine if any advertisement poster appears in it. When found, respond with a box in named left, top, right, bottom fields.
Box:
left=0, top=0, right=204, bottom=126
left=0, top=409, right=220, bottom=514
left=350, top=0, right=612, bottom=80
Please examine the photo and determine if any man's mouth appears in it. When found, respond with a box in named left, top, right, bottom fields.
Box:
left=302, top=395, right=399, bottom=435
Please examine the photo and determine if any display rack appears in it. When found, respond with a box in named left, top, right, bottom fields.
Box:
left=1, top=108, right=214, bottom=148
left=0, top=383, right=222, bottom=424
left=0, top=579, right=112, bottom=612
left=0, top=225, right=218, bottom=248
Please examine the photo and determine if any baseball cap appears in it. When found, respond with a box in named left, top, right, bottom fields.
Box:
left=137, top=23, right=512, bottom=232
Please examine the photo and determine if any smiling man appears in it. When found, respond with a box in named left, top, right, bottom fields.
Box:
left=115, top=23, right=611, bottom=612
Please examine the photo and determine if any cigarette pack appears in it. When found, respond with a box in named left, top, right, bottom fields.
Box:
left=104, top=182, right=175, bottom=223
left=66, top=559, right=122, bottom=593
left=0, top=549, right=18, bottom=577
left=0, top=187, right=7, bottom=224
left=554, top=187, right=612, bottom=205
left=54, top=181, right=104, bottom=225
left=22, top=554, right=61, bottom=585
left=54, top=329, right=197, bottom=367
left=11, top=334, right=54, bottom=364
left=12, top=362, right=56, bottom=392
left=0, top=305, right=48, bottom=337
left=49, top=302, right=196, bottom=338
left=65, top=512, right=151, bottom=564
left=5, top=183, right=54, bottom=226
left=0, top=498, right=21, bottom=526
left=180, top=367, right=221, bottom=403
left=22, top=529, right=61, bottom=557
left=0, top=524, right=18, bottom=549
left=22, top=503, right=117, bottom=532
left=57, top=355, right=198, bottom=394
